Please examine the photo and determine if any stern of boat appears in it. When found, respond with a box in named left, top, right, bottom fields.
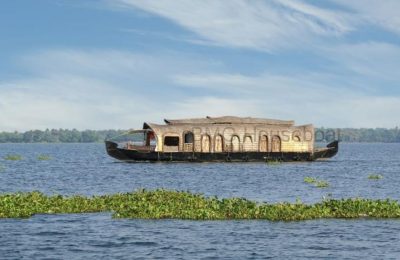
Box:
left=312, top=140, right=339, bottom=160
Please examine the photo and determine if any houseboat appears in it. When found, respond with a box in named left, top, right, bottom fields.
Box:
left=105, top=116, right=338, bottom=162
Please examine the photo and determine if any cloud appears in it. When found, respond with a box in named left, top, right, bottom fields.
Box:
left=172, top=71, right=400, bottom=128
left=0, top=49, right=221, bottom=131
left=113, top=0, right=352, bottom=51
left=111, top=0, right=400, bottom=52
left=338, top=42, right=400, bottom=76
left=0, top=75, right=155, bottom=131
left=1, top=43, right=400, bottom=131
left=332, top=0, right=400, bottom=35
left=2, top=1, right=400, bottom=132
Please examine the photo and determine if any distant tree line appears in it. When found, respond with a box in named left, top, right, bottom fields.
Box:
left=317, top=127, right=400, bottom=143
left=0, top=128, right=399, bottom=143
left=0, top=129, right=126, bottom=143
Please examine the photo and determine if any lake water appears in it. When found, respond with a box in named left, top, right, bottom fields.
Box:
left=0, top=143, right=400, bottom=259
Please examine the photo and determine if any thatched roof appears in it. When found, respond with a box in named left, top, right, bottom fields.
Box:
left=163, top=116, right=294, bottom=126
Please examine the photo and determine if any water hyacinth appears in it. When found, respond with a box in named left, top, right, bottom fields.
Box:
left=37, top=155, right=51, bottom=161
left=304, top=177, right=317, bottom=184
left=315, top=181, right=329, bottom=188
left=304, top=177, right=329, bottom=188
left=368, top=174, right=383, bottom=180
left=1, top=190, right=400, bottom=220
left=4, top=154, right=22, bottom=161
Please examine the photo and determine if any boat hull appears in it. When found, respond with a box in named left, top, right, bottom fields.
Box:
left=105, top=141, right=338, bottom=162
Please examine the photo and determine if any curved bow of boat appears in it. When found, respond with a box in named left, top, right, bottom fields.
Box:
left=105, top=140, right=131, bottom=161
left=312, top=140, right=339, bottom=160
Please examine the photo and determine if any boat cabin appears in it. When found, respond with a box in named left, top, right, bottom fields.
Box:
left=112, top=116, right=314, bottom=154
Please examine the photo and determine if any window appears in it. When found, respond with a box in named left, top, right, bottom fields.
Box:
left=231, top=135, right=240, bottom=152
left=201, top=135, right=211, bottom=152
left=146, top=131, right=157, bottom=146
left=164, top=136, right=179, bottom=146
left=184, top=132, right=194, bottom=143
left=259, top=135, right=268, bottom=152
left=215, top=135, right=224, bottom=152
left=271, top=135, right=281, bottom=152
left=243, top=136, right=253, bottom=151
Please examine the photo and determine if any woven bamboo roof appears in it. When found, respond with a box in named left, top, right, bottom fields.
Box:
left=163, top=116, right=294, bottom=126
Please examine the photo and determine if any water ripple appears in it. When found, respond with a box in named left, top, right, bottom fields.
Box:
left=1, top=143, right=400, bottom=258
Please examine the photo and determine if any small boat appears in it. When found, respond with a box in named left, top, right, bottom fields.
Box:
left=105, top=116, right=338, bottom=162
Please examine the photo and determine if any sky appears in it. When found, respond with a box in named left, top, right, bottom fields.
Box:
left=1, top=0, right=400, bottom=131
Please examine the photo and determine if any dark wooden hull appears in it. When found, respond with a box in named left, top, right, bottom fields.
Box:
left=105, top=141, right=338, bottom=162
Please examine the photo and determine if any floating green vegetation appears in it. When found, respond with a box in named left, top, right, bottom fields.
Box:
left=304, top=177, right=329, bottom=188
left=304, top=176, right=329, bottom=188
left=315, top=181, right=329, bottom=188
left=37, top=155, right=51, bottom=161
left=304, top=177, right=317, bottom=184
left=3, top=154, right=22, bottom=161
left=368, top=174, right=383, bottom=180
left=1, top=190, right=400, bottom=220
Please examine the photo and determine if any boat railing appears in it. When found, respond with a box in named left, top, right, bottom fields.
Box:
left=123, top=142, right=156, bottom=152
left=183, top=143, right=193, bottom=152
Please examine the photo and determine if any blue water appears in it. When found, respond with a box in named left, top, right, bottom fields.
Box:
left=0, top=143, right=400, bottom=259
